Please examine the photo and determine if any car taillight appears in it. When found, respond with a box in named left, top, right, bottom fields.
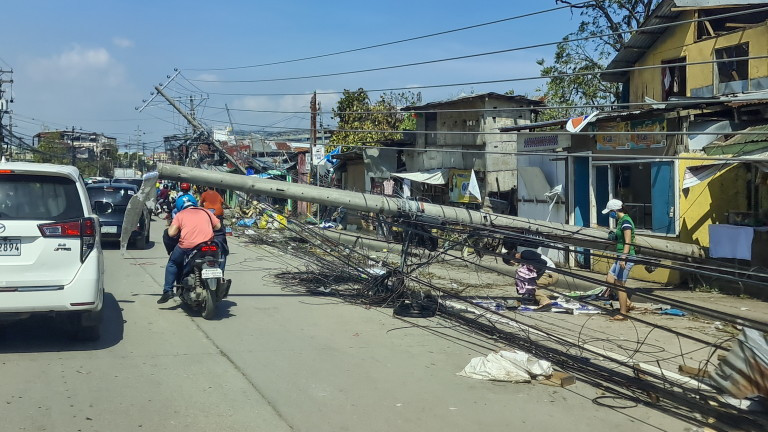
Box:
left=38, top=218, right=96, bottom=263
left=39, top=220, right=83, bottom=237
left=201, top=244, right=218, bottom=252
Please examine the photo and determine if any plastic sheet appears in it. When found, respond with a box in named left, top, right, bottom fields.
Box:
left=120, top=172, right=158, bottom=254
left=457, top=350, right=552, bottom=382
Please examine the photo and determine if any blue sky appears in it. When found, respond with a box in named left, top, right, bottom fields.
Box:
left=2, top=0, right=582, bottom=152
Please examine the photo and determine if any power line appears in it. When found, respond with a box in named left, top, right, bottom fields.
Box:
left=181, top=1, right=595, bottom=71
left=190, top=52, right=768, bottom=98
left=187, top=6, right=768, bottom=84
left=202, top=92, right=768, bottom=116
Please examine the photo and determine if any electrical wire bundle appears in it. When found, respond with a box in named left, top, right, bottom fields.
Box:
left=235, top=204, right=768, bottom=431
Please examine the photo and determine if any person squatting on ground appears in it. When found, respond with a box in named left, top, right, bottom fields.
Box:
left=158, top=199, right=222, bottom=304
left=600, top=198, right=636, bottom=321
left=502, top=240, right=556, bottom=310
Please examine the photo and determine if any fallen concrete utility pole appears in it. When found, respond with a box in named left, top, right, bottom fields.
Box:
left=155, top=164, right=705, bottom=260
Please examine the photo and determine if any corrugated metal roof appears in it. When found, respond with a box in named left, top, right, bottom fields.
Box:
left=402, top=92, right=544, bottom=111
left=704, top=124, right=768, bottom=155
left=602, top=0, right=680, bottom=83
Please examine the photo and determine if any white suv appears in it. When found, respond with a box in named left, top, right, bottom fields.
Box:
left=0, top=162, right=104, bottom=340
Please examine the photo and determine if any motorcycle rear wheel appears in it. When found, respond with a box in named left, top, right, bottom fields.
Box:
left=202, top=288, right=217, bottom=320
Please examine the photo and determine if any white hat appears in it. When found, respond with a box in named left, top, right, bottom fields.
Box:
left=601, top=199, right=623, bottom=214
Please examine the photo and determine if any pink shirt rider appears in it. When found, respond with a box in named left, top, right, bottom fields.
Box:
left=171, top=207, right=219, bottom=249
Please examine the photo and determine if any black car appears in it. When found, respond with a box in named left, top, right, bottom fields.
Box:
left=86, top=183, right=151, bottom=249
left=111, top=178, right=144, bottom=189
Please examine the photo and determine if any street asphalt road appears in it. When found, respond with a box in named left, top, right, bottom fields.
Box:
left=0, top=221, right=694, bottom=432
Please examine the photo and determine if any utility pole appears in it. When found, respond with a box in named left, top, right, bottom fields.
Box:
left=0, top=68, right=13, bottom=160
left=310, top=92, right=318, bottom=218
left=70, top=126, right=76, bottom=167
left=136, top=126, right=145, bottom=173
left=152, top=84, right=246, bottom=174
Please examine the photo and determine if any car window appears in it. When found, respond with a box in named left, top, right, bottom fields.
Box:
left=112, top=178, right=143, bottom=188
left=87, top=185, right=137, bottom=206
left=0, top=174, right=85, bottom=221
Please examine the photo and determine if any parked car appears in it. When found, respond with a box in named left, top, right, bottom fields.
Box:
left=86, top=183, right=151, bottom=249
left=0, top=162, right=104, bottom=340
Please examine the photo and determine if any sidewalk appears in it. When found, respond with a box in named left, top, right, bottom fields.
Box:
left=313, top=226, right=768, bottom=326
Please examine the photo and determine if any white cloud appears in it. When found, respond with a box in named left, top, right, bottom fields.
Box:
left=194, top=73, right=219, bottom=82
left=235, top=92, right=338, bottom=112
left=112, top=37, right=134, bottom=48
left=25, top=45, right=126, bottom=87
left=231, top=91, right=340, bottom=128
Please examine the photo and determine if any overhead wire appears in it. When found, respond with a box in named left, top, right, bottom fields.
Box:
left=188, top=6, right=768, bottom=85
left=181, top=1, right=596, bottom=71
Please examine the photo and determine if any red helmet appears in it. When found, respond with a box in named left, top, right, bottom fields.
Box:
left=180, top=182, right=191, bottom=192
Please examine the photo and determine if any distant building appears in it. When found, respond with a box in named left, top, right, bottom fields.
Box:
left=33, top=130, right=117, bottom=161
left=399, top=92, right=544, bottom=210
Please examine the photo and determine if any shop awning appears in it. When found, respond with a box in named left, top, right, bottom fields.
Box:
left=392, top=169, right=450, bottom=184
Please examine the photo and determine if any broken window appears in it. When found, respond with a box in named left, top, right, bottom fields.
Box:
left=696, top=7, right=768, bottom=40
left=661, top=57, right=686, bottom=101
left=715, top=43, right=749, bottom=94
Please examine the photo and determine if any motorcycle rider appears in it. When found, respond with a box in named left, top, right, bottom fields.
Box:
left=158, top=198, right=222, bottom=304
left=155, top=184, right=171, bottom=215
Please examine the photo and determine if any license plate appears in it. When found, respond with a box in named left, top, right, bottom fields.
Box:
left=0, top=238, right=20, bottom=256
left=201, top=268, right=223, bottom=279
left=101, top=226, right=118, bottom=234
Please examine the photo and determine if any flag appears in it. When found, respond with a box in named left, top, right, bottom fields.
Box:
left=565, top=112, right=599, bottom=133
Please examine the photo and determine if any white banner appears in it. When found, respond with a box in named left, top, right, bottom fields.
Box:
left=312, top=145, right=325, bottom=165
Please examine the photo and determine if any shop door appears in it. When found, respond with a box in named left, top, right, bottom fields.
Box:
left=572, top=157, right=590, bottom=227
left=651, top=161, right=675, bottom=234
left=595, top=166, right=610, bottom=227
left=573, top=157, right=591, bottom=268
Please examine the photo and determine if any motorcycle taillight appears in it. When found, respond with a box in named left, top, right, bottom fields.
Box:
left=201, top=244, right=218, bottom=252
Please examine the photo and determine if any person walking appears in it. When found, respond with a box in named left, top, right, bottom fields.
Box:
left=601, top=199, right=636, bottom=321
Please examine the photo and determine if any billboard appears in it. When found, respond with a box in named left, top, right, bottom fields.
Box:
left=448, top=169, right=481, bottom=203
left=593, top=118, right=666, bottom=150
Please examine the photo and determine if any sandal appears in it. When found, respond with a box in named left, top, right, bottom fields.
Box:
left=536, top=302, right=554, bottom=312
left=609, top=314, right=628, bottom=321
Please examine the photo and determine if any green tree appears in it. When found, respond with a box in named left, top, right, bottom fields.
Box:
left=33, top=134, right=69, bottom=164
left=536, top=0, right=660, bottom=120
left=330, top=89, right=419, bottom=151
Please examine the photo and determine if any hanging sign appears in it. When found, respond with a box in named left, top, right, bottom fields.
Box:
left=521, top=133, right=571, bottom=151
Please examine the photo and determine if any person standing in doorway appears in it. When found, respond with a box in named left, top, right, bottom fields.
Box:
left=601, top=199, right=636, bottom=321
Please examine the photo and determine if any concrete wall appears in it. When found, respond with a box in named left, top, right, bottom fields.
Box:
left=629, top=11, right=768, bottom=102
left=404, top=96, right=534, bottom=195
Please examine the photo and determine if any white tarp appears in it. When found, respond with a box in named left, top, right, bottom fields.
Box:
left=457, top=350, right=553, bottom=382
left=683, top=152, right=768, bottom=189
left=683, top=163, right=731, bottom=189
left=392, top=169, right=450, bottom=185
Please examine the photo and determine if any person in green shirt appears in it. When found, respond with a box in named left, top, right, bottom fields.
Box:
left=602, top=199, right=636, bottom=321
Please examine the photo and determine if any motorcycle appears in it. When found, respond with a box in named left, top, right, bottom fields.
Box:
left=154, top=198, right=174, bottom=226
left=175, top=240, right=231, bottom=319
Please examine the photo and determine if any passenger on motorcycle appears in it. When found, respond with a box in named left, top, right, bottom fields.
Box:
left=157, top=183, right=170, bottom=202
left=158, top=198, right=222, bottom=304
